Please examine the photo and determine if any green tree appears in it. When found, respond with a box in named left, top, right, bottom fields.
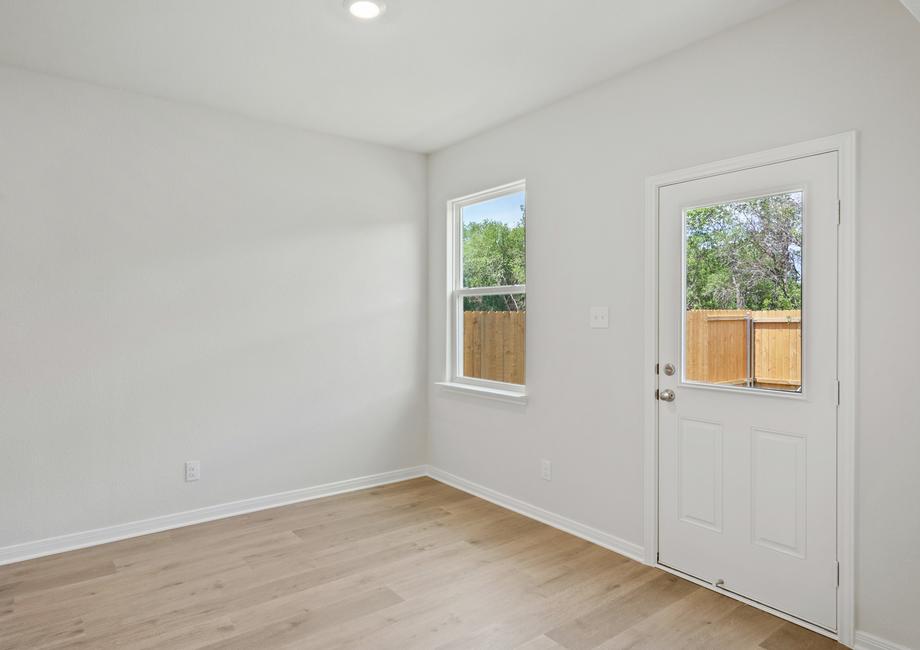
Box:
left=686, top=193, right=802, bottom=311
left=463, top=204, right=525, bottom=311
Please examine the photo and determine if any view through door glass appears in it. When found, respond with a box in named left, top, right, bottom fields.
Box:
left=683, top=191, right=803, bottom=392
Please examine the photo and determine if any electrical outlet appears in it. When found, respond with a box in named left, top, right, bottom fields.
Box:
left=185, top=460, right=200, bottom=482
left=590, top=306, right=609, bottom=329
left=541, top=459, right=552, bottom=481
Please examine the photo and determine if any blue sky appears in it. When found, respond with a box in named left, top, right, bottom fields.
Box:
left=462, top=191, right=525, bottom=227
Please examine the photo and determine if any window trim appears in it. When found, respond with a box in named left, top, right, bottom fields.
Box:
left=443, top=180, right=527, bottom=401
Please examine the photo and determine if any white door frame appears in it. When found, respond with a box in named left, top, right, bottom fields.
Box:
left=642, top=132, right=857, bottom=646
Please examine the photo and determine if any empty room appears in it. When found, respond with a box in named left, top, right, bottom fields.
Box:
left=1, top=0, right=918, bottom=648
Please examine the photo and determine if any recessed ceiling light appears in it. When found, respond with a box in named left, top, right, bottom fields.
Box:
left=345, top=0, right=386, bottom=20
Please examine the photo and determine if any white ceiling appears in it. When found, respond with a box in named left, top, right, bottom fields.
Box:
left=0, top=0, right=795, bottom=152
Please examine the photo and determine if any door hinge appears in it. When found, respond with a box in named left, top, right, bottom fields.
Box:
left=835, top=380, right=841, bottom=406
left=655, top=363, right=660, bottom=375
left=837, top=199, right=842, bottom=225
left=836, top=561, right=840, bottom=587
left=655, top=389, right=660, bottom=400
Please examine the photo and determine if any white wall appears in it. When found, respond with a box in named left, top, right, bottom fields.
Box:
left=428, top=0, right=920, bottom=646
left=0, top=66, right=428, bottom=549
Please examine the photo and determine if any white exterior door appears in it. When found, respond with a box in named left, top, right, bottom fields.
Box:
left=657, top=153, right=839, bottom=631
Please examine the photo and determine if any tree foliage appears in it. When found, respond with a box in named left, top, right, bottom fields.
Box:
left=463, top=204, right=525, bottom=311
left=686, top=193, right=802, bottom=311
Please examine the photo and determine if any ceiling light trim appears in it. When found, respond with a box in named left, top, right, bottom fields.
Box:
left=345, top=0, right=387, bottom=20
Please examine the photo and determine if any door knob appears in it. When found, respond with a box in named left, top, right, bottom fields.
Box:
left=659, top=389, right=676, bottom=402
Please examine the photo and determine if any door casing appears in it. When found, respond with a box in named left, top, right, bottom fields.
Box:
left=642, top=133, right=856, bottom=646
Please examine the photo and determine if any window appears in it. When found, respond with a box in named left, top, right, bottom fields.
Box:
left=445, top=181, right=526, bottom=399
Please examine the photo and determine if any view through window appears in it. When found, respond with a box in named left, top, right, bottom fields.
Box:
left=683, top=191, right=803, bottom=392
left=453, top=185, right=526, bottom=387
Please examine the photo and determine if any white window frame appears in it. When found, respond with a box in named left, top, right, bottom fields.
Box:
left=438, top=180, right=527, bottom=404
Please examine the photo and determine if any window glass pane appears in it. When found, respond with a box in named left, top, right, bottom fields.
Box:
left=684, top=192, right=802, bottom=392
left=462, top=294, right=525, bottom=385
left=461, top=191, right=526, bottom=288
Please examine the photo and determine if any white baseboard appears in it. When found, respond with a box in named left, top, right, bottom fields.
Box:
left=854, top=631, right=913, bottom=650
left=0, top=464, right=644, bottom=567
left=0, top=465, right=427, bottom=566
left=425, top=465, right=644, bottom=562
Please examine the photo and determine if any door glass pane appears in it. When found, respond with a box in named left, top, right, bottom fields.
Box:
left=461, top=191, right=526, bottom=288
left=462, top=294, right=525, bottom=385
left=683, top=192, right=802, bottom=392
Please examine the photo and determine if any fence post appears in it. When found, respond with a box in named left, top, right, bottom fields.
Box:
left=745, top=312, right=753, bottom=388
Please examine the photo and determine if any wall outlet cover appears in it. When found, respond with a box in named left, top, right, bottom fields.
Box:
left=590, top=306, right=609, bottom=329
left=185, top=460, right=201, bottom=482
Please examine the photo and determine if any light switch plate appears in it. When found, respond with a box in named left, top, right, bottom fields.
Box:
left=590, top=306, right=609, bottom=329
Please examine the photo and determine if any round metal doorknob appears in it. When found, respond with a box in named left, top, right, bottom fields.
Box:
left=659, top=389, right=676, bottom=402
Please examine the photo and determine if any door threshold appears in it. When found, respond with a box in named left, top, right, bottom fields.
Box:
left=654, top=561, right=837, bottom=641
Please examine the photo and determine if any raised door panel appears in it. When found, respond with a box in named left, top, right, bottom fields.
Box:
left=678, top=418, right=723, bottom=533
left=751, top=428, right=806, bottom=558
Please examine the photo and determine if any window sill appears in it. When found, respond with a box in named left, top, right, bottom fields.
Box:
left=435, top=381, right=528, bottom=405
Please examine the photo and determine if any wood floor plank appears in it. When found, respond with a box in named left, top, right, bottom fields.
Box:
left=545, top=572, right=698, bottom=649
left=0, top=477, right=843, bottom=650
left=0, top=559, right=116, bottom=599
left=759, top=621, right=842, bottom=650
left=201, top=587, right=403, bottom=649
left=678, top=599, right=791, bottom=649
left=594, top=586, right=742, bottom=649
left=515, top=636, right=567, bottom=650
left=133, top=616, right=237, bottom=650
left=0, top=597, right=13, bottom=620
left=1, top=614, right=85, bottom=649
left=428, top=550, right=648, bottom=650
left=430, top=560, right=659, bottom=650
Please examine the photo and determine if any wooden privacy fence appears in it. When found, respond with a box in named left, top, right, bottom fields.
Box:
left=685, top=309, right=801, bottom=390
left=462, top=308, right=799, bottom=390
left=463, top=311, right=526, bottom=385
